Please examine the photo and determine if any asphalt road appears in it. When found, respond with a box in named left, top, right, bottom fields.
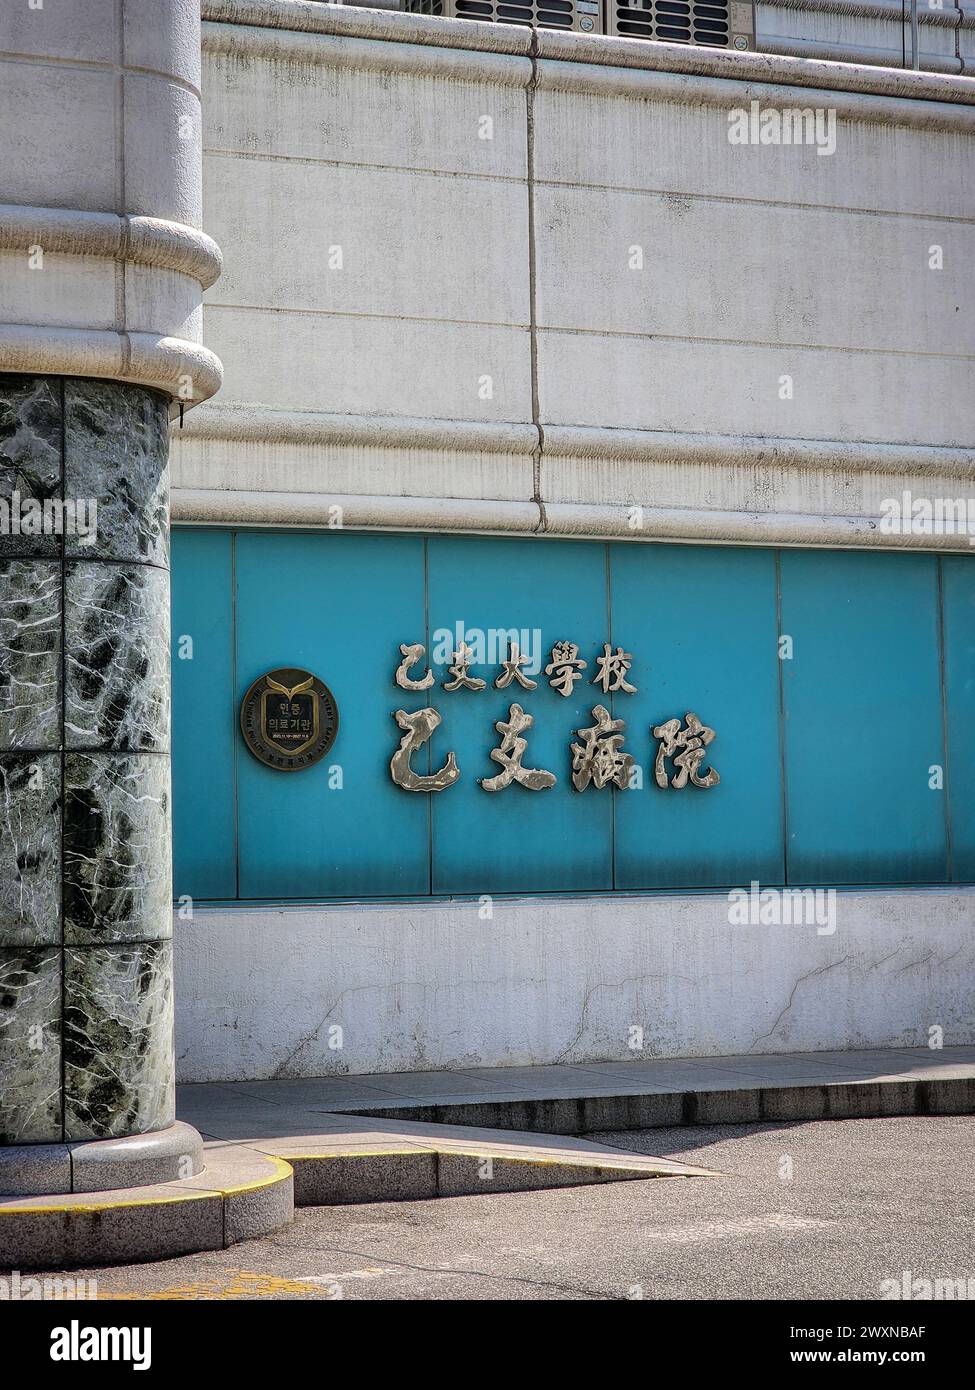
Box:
left=40, top=1115, right=975, bottom=1301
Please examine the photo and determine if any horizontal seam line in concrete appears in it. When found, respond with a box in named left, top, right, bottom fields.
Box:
left=0, top=49, right=202, bottom=98
left=201, top=164, right=975, bottom=229
left=204, top=302, right=529, bottom=331
left=532, top=177, right=975, bottom=223
left=204, top=146, right=527, bottom=182
left=534, top=324, right=975, bottom=359
left=200, top=304, right=974, bottom=360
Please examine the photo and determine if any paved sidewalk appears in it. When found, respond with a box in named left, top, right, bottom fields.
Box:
left=9, top=1049, right=970, bottom=1271
left=178, top=1045, right=975, bottom=1138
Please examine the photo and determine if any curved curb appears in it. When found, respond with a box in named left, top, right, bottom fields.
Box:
left=278, top=1145, right=716, bottom=1206
left=0, top=1120, right=714, bottom=1269
left=0, top=1149, right=293, bottom=1272
left=0, top=1123, right=206, bottom=1198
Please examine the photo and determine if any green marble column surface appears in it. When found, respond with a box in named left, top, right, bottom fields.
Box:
left=0, top=375, right=175, bottom=1146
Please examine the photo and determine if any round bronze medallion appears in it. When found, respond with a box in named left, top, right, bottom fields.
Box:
left=239, top=667, right=339, bottom=771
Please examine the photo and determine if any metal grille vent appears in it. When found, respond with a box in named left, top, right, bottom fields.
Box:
left=611, top=0, right=729, bottom=44
left=402, top=0, right=752, bottom=45
left=403, top=0, right=601, bottom=33
left=456, top=0, right=575, bottom=26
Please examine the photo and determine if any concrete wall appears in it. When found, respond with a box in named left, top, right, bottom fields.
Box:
left=756, top=0, right=975, bottom=76
left=173, top=2, right=975, bottom=547
left=174, top=889, right=975, bottom=1080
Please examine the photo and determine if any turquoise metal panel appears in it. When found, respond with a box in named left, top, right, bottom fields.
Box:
left=780, top=550, right=947, bottom=884
left=171, top=529, right=960, bottom=900
left=170, top=529, right=237, bottom=899
left=611, top=543, right=783, bottom=889
left=427, top=536, right=612, bottom=894
left=943, top=557, right=975, bottom=880
left=234, top=531, right=428, bottom=898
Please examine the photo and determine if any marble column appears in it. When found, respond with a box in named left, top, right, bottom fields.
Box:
left=0, top=374, right=199, bottom=1194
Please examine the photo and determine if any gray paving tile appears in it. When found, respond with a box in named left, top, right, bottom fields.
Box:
left=174, top=1047, right=975, bottom=1145
left=329, top=1070, right=554, bottom=1101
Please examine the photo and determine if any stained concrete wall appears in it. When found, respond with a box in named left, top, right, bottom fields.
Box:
left=141, top=4, right=974, bottom=1082
left=174, top=889, right=975, bottom=1080
left=174, top=2, right=975, bottom=547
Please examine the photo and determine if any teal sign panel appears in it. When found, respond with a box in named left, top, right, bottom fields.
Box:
left=780, top=551, right=947, bottom=885
left=171, top=530, right=973, bottom=901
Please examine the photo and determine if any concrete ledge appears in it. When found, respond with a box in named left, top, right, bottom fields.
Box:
left=170, top=487, right=975, bottom=551
left=535, top=55, right=975, bottom=131
left=179, top=407, right=975, bottom=479
left=69, top=1123, right=205, bottom=1195
left=334, top=1069, right=975, bottom=1134
left=175, top=1046, right=975, bottom=1134
left=189, top=1100, right=715, bottom=1206
left=179, top=404, right=538, bottom=453
left=0, top=325, right=223, bottom=407
left=201, top=1, right=975, bottom=105
left=172, top=410, right=975, bottom=551
left=0, top=1125, right=206, bottom=1198
left=204, top=19, right=533, bottom=85
left=0, top=1145, right=70, bottom=1199
left=0, top=1147, right=293, bottom=1272
left=0, top=205, right=223, bottom=289
left=759, top=35, right=969, bottom=76
left=0, top=1114, right=708, bottom=1269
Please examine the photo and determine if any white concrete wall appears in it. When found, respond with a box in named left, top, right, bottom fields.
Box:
left=173, top=2, right=975, bottom=548
left=174, top=889, right=975, bottom=1080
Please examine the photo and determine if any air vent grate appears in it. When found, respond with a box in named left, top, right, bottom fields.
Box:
left=402, top=0, right=753, bottom=46
left=403, top=0, right=601, bottom=32
left=610, top=0, right=753, bottom=47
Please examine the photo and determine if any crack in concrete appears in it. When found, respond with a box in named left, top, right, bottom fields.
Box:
left=265, top=1235, right=614, bottom=1300
left=748, top=956, right=853, bottom=1050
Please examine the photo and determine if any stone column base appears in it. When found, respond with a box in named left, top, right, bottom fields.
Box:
left=0, top=1122, right=204, bottom=1197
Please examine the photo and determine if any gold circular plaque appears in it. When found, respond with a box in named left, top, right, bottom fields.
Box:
left=239, top=668, right=339, bottom=771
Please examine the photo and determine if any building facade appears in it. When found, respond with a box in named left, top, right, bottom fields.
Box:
left=1, top=1, right=974, bottom=1182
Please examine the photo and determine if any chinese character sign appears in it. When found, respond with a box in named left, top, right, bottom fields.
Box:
left=388, top=639, right=720, bottom=796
